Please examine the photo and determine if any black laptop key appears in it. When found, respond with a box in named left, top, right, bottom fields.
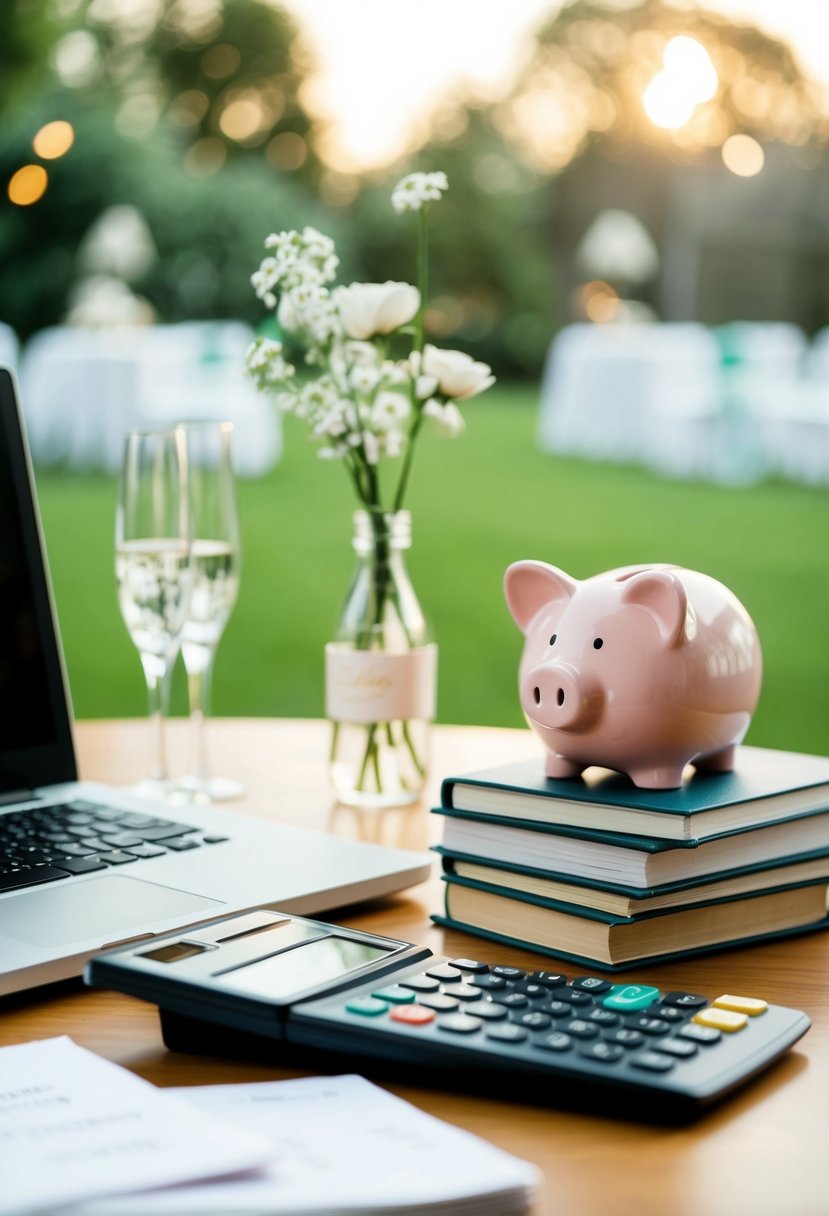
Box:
left=0, top=866, right=71, bottom=892
left=137, top=825, right=198, bottom=842
left=97, top=850, right=139, bottom=865
left=99, top=833, right=146, bottom=849
left=124, top=844, right=167, bottom=859
left=58, top=857, right=111, bottom=875
left=162, top=836, right=201, bottom=852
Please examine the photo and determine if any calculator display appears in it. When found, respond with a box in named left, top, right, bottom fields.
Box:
left=218, top=936, right=392, bottom=1000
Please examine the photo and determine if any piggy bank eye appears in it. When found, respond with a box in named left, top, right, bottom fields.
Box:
left=549, top=633, right=557, bottom=646
left=593, top=637, right=604, bottom=650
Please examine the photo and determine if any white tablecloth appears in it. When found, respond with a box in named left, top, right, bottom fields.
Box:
left=19, top=323, right=282, bottom=477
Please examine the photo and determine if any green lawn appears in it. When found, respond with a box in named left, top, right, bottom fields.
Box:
left=36, top=384, right=829, bottom=756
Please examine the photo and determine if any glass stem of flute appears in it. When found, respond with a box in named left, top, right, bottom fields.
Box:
left=183, top=639, right=215, bottom=783
left=139, top=651, right=174, bottom=783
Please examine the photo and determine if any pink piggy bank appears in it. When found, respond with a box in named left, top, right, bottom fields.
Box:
left=504, top=562, right=762, bottom=789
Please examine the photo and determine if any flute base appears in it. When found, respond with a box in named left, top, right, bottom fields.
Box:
left=171, top=775, right=246, bottom=805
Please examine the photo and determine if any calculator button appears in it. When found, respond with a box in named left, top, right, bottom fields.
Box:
left=571, top=977, right=613, bottom=994
left=654, top=1006, right=686, bottom=1022
left=426, top=964, right=463, bottom=981
left=488, top=991, right=529, bottom=1008
left=513, top=983, right=548, bottom=1001
left=624, top=1016, right=671, bottom=1037
left=550, top=988, right=593, bottom=1006
left=602, top=984, right=661, bottom=1012
left=469, top=974, right=507, bottom=990
left=491, top=966, right=526, bottom=980
left=629, top=1052, right=675, bottom=1073
left=464, top=1001, right=507, bottom=1021
left=606, top=1029, right=645, bottom=1048
left=437, top=1013, right=483, bottom=1035
left=530, top=971, right=568, bottom=987
left=693, top=1008, right=748, bottom=1033
left=545, top=1000, right=575, bottom=1019
left=345, top=997, right=389, bottom=1017
left=485, top=1023, right=529, bottom=1044
left=390, top=1004, right=436, bottom=1026
left=451, top=984, right=484, bottom=1002
left=580, top=1041, right=625, bottom=1064
left=515, top=1011, right=552, bottom=1031
left=566, top=1019, right=600, bottom=1040
left=586, top=1008, right=619, bottom=1027
left=713, top=994, right=768, bottom=1017
left=678, top=1023, right=722, bottom=1045
left=371, top=985, right=415, bottom=1004
left=535, top=1031, right=573, bottom=1053
left=449, top=958, right=489, bottom=973
left=653, top=1038, right=698, bottom=1059
left=398, top=974, right=441, bottom=993
left=417, top=993, right=460, bottom=1013
left=662, top=991, right=708, bottom=1008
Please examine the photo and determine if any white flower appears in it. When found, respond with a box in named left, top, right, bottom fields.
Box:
left=391, top=171, right=449, bottom=214
left=371, top=391, right=411, bottom=432
left=244, top=337, right=295, bottom=390
left=415, top=373, right=438, bottom=399
left=345, top=340, right=380, bottom=367
left=423, top=398, right=465, bottom=436
left=422, top=344, right=495, bottom=400
left=334, top=281, right=420, bottom=340
left=351, top=366, right=381, bottom=395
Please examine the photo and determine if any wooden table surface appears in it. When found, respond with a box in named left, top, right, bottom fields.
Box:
left=2, top=717, right=828, bottom=1216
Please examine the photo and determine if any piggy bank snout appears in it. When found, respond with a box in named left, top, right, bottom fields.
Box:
left=521, top=663, right=602, bottom=731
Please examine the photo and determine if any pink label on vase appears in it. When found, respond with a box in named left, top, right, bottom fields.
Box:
left=325, top=643, right=437, bottom=724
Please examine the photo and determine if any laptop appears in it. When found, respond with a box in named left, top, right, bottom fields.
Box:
left=0, top=367, right=431, bottom=996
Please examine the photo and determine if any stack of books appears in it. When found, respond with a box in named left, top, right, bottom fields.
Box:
left=432, top=745, right=829, bottom=970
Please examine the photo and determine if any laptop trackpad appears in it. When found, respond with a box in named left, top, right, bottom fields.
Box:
left=3, top=876, right=223, bottom=947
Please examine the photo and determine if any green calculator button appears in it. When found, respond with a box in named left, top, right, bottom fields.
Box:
left=345, top=996, right=389, bottom=1016
left=602, top=984, right=661, bottom=1012
left=371, top=985, right=416, bottom=1004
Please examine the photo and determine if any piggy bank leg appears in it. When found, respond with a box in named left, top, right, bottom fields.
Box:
left=629, top=764, right=686, bottom=790
left=695, top=744, right=736, bottom=774
left=545, top=752, right=584, bottom=780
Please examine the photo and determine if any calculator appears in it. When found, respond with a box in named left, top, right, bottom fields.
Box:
left=85, top=908, right=810, bottom=1121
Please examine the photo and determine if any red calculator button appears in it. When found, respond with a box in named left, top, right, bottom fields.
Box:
left=390, top=1004, right=436, bottom=1026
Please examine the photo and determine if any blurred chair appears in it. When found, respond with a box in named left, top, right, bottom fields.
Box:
left=0, top=322, right=20, bottom=373
left=538, top=322, right=722, bottom=477
left=19, top=322, right=281, bottom=476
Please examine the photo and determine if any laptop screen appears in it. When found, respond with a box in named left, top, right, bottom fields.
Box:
left=0, top=368, right=76, bottom=794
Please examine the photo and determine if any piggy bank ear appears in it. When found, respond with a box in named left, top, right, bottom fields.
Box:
left=620, top=570, right=687, bottom=647
left=504, top=561, right=577, bottom=634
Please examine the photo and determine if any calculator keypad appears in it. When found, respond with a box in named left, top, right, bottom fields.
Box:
left=337, top=960, right=771, bottom=1078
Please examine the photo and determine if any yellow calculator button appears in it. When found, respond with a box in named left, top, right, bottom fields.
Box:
left=713, top=994, right=768, bottom=1017
left=693, top=1008, right=748, bottom=1033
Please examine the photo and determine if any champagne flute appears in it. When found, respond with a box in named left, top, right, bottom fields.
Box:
left=178, top=421, right=243, bottom=801
left=115, top=428, right=193, bottom=798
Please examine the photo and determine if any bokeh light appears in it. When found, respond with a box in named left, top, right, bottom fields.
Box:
left=8, top=164, right=49, bottom=206
left=32, top=120, right=75, bottom=160
left=722, top=133, right=765, bottom=176
left=643, top=36, right=718, bottom=130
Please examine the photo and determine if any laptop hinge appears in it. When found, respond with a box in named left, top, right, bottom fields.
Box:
left=0, top=789, right=37, bottom=807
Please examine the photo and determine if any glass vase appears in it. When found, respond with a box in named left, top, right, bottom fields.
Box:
left=326, top=509, right=437, bottom=808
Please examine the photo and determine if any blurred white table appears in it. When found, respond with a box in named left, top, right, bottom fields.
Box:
left=19, top=322, right=281, bottom=476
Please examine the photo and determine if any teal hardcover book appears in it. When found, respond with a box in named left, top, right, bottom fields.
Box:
left=436, top=847, right=829, bottom=916
left=439, top=745, right=829, bottom=842
left=433, top=805, right=829, bottom=889
left=434, top=874, right=829, bottom=970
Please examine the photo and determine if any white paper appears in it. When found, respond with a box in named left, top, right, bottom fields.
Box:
left=0, top=1038, right=271, bottom=1216
left=73, top=1074, right=539, bottom=1215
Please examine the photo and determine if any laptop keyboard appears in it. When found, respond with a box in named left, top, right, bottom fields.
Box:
left=0, top=800, right=229, bottom=893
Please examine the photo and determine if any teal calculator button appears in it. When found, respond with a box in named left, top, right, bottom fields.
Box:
left=602, top=984, right=661, bottom=1012
left=371, top=985, right=416, bottom=1004
left=345, top=996, right=389, bottom=1016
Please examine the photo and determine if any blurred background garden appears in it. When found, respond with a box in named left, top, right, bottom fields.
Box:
left=1, top=0, right=828, bottom=754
